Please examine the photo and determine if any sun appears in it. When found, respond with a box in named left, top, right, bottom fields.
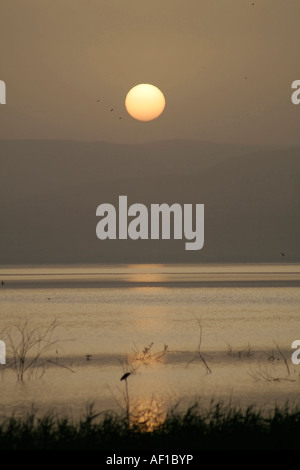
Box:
left=125, top=84, right=165, bottom=122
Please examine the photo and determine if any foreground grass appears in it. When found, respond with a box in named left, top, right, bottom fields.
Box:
left=0, top=403, right=300, bottom=450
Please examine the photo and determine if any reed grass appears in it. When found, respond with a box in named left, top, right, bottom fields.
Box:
left=0, top=402, right=299, bottom=450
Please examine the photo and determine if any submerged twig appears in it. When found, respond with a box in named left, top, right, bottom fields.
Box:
left=273, top=340, right=290, bottom=376
left=185, top=316, right=211, bottom=374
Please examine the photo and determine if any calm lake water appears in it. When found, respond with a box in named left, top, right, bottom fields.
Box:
left=0, top=264, right=300, bottom=424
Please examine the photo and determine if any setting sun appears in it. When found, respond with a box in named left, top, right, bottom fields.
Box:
left=125, top=84, right=165, bottom=121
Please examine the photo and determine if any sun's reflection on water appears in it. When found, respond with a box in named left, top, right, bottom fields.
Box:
left=129, top=397, right=167, bottom=432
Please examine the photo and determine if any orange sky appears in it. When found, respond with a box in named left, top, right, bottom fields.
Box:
left=0, top=0, right=299, bottom=145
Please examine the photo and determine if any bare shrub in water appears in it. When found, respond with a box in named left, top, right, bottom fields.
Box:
left=2, top=319, right=68, bottom=381
left=130, top=342, right=169, bottom=366
left=249, top=340, right=295, bottom=383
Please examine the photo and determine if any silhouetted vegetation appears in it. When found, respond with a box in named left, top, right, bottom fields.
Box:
left=1, top=319, right=74, bottom=381
left=0, top=402, right=299, bottom=450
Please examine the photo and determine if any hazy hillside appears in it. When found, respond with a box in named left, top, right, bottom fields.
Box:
left=0, top=139, right=299, bottom=264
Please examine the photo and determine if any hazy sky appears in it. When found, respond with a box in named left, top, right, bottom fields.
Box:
left=0, top=0, right=299, bottom=145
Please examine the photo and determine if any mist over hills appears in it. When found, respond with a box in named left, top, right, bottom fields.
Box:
left=0, top=139, right=299, bottom=264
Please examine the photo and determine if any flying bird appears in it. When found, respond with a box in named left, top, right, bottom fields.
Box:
left=281, top=252, right=285, bottom=257
left=120, top=372, right=131, bottom=381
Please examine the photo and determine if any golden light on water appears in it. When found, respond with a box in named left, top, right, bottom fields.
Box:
left=130, top=398, right=167, bottom=432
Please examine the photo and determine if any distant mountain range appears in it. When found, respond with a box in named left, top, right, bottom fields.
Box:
left=0, top=139, right=299, bottom=264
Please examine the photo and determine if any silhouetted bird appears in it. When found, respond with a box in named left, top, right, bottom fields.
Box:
left=110, top=109, right=114, bottom=112
left=1, top=281, right=4, bottom=286
left=119, top=117, right=122, bottom=119
left=120, top=372, right=131, bottom=381
left=281, top=252, right=285, bottom=257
